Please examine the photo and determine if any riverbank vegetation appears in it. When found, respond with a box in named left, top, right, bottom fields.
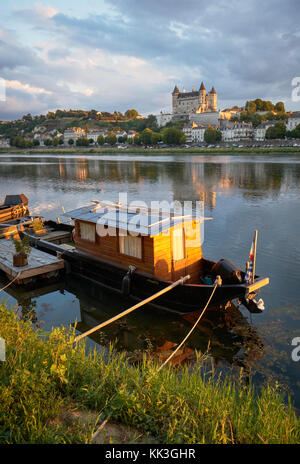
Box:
left=0, top=303, right=298, bottom=444
left=1, top=146, right=300, bottom=156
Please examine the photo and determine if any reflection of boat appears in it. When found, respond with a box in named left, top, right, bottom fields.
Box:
left=24, top=200, right=269, bottom=315
left=0, top=194, right=29, bottom=223
left=66, top=277, right=264, bottom=369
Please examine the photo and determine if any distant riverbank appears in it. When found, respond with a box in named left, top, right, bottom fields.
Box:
left=1, top=146, right=300, bottom=156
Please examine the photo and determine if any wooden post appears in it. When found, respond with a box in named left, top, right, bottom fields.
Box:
left=252, top=230, right=258, bottom=284
left=73, top=274, right=190, bottom=343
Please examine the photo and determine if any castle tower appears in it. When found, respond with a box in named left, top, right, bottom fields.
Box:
left=207, top=86, right=217, bottom=111
left=198, top=82, right=207, bottom=112
left=172, top=85, right=180, bottom=114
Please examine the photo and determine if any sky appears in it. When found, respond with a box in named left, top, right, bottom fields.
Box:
left=0, top=0, right=299, bottom=120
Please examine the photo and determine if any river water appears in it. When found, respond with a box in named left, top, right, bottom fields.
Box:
left=0, top=153, right=299, bottom=406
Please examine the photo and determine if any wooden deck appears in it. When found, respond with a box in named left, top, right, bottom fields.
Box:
left=0, top=240, right=64, bottom=283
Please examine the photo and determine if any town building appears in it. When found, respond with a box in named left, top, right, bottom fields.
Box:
left=221, top=121, right=253, bottom=142
left=0, top=138, right=10, bottom=147
left=183, top=121, right=214, bottom=143
left=253, top=121, right=278, bottom=141
left=127, top=130, right=138, bottom=140
left=156, top=112, right=173, bottom=127
left=87, top=129, right=107, bottom=143
left=286, top=112, right=300, bottom=131
left=63, top=127, right=87, bottom=144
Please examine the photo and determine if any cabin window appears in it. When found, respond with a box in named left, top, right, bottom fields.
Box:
left=173, top=226, right=185, bottom=261
left=79, top=222, right=95, bottom=242
left=119, top=235, right=142, bottom=259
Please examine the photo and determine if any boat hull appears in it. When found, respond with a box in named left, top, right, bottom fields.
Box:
left=27, top=235, right=267, bottom=314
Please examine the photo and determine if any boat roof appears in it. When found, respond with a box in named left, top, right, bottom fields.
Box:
left=65, top=200, right=208, bottom=236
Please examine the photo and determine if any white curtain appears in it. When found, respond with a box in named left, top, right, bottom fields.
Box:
left=119, top=235, right=142, bottom=259
left=173, top=226, right=184, bottom=261
left=79, top=222, right=95, bottom=242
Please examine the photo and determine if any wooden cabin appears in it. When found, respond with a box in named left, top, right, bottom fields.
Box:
left=68, top=202, right=204, bottom=283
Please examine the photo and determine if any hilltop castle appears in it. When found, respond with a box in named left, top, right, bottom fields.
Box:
left=172, top=82, right=217, bottom=115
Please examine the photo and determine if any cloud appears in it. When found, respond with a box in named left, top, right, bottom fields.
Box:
left=1, top=0, right=300, bottom=119
left=5, top=80, right=52, bottom=96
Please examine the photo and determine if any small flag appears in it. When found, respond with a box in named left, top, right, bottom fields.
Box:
left=245, top=260, right=253, bottom=283
left=245, top=235, right=256, bottom=283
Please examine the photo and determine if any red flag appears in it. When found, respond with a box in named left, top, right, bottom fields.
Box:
left=249, top=241, right=254, bottom=262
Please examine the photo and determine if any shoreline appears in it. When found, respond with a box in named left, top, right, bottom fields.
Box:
left=0, top=303, right=299, bottom=444
left=1, top=146, right=300, bottom=156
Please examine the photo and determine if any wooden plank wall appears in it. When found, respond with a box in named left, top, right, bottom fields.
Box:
left=75, top=219, right=202, bottom=283
left=153, top=220, right=203, bottom=283
left=74, top=220, right=155, bottom=275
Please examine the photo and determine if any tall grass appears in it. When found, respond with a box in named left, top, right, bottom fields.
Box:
left=0, top=302, right=299, bottom=444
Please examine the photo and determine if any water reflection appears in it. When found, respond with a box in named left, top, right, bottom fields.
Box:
left=1, top=274, right=264, bottom=371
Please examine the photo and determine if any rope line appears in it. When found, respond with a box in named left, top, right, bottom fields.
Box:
left=73, top=274, right=191, bottom=344
left=0, top=272, right=21, bottom=294
left=156, top=280, right=219, bottom=373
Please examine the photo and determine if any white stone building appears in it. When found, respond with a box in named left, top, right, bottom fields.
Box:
left=156, top=112, right=173, bottom=127
left=253, top=122, right=277, bottom=141
left=286, top=112, right=300, bottom=131
left=0, top=138, right=10, bottom=147
left=183, top=122, right=213, bottom=143
left=221, top=122, right=253, bottom=142
left=87, top=129, right=107, bottom=142
left=63, top=127, right=86, bottom=144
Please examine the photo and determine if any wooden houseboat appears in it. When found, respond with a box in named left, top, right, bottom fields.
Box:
left=0, top=194, right=29, bottom=223
left=25, top=200, right=269, bottom=314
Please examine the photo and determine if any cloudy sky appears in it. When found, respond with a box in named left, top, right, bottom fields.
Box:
left=0, top=0, right=299, bottom=120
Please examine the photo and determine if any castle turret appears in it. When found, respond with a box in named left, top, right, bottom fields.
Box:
left=207, top=86, right=217, bottom=111
left=172, top=85, right=180, bottom=95
left=172, top=85, right=180, bottom=113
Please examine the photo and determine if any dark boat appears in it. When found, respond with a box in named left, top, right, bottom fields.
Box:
left=0, top=194, right=29, bottom=223
left=23, top=200, right=269, bottom=315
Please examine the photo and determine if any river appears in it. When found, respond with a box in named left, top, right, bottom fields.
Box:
left=0, top=153, right=299, bottom=406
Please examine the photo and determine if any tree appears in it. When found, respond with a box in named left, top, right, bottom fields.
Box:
left=58, top=138, right=64, bottom=145
left=89, top=138, right=94, bottom=144
left=76, top=137, right=89, bottom=146
left=52, top=138, right=59, bottom=146
left=33, top=139, right=40, bottom=146
left=162, top=128, right=186, bottom=145
left=140, top=128, right=153, bottom=145
left=204, top=126, right=222, bottom=144
left=151, top=131, right=162, bottom=145
left=44, top=139, right=53, bottom=146
left=106, top=132, right=117, bottom=145
left=97, top=135, right=105, bottom=145
left=125, top=109, right=139, bottom=119
left=265, top=122, right=286, bottom=139
left=245, top=101, right=256, bottom=113
left=68, top=139, right=74, bottom=145
left=133, top=134, right=141, bottom=145
left=275, top=102, right=285, bottom=112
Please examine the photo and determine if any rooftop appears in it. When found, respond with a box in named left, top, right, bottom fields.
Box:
left=66, top=200, right=206, bottom=236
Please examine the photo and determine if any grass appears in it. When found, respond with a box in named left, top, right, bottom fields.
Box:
left=1, top=146, right=300, bottom=156
left=0, top=302, right=299, bottom=444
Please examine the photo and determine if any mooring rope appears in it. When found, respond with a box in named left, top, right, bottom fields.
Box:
left=0, top=272, right=21, bottom=294
left=156, top=278, right=220, bottom=373
left=73, top=274, right=191, bottom=344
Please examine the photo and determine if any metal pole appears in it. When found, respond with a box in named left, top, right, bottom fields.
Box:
left=73, top=274, right=191, bottom=343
